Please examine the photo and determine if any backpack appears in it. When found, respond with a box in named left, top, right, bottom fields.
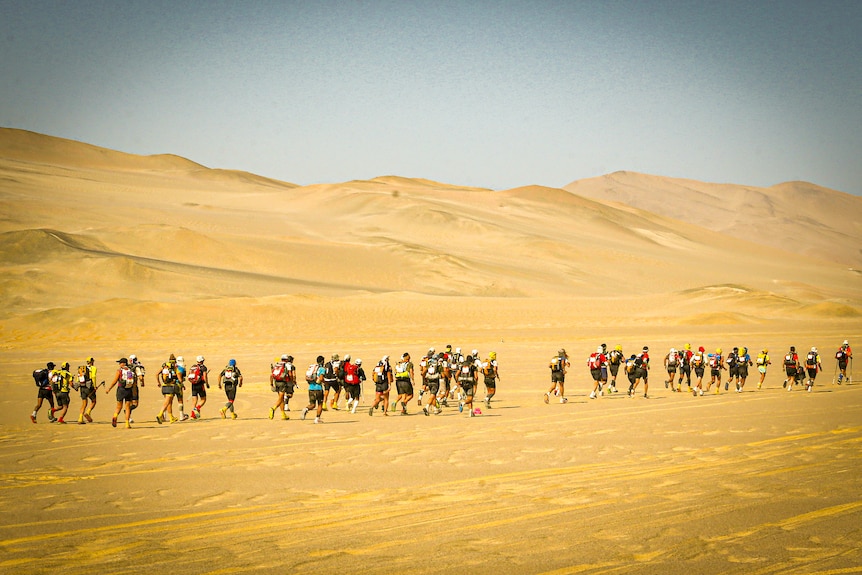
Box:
left=343, top=362, right=360, bottom=384
left=323, top=361, right=338, bottom=382
left=425, top=359, right=441, bottom=381
left=187, top=364, right=203, bottom=384
left=271, top=362, right=288, bottom=382
left=77, top=365, right=92, bottom=385
left=756, top=354, right=767, bottom=366
left=836, top=350, right=846, bottom=361
left=395, top=361, right=410, bottom=379
left=481, top=360, right=495, bottom=377
left=32, top=368, right=48, bottom=387
left=708, top=355, right=720, bottom=369
left=666, top=352, right=678, bottom=367
left=550, top=356, right=564, bottom=372
left=784, top=353, right=795, bottom=367
left=458, top=363, right=474, bottom=384
left=805, top=353, right=817, bottom=368
left=609, top=350, right=622, bottom=366
left=588, top=353, right=602, bottom=370
left=305, top=363, right=319, bottom=384
left=373, top=364, right=386, bottom=384
left=223, top=366, right=237, bottom=384
left=120, top=366, right=136, bottom=388
left=161, top=364, right=178, bottom=384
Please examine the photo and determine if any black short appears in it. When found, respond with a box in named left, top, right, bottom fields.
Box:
left=307, top=389, right=324, bottom=404
left=37, top=388, right=54, bottom=400
left=694, top=367, right=705, bottom=378
left=345, top=383, right=361, bottom=399
left=395, top=379, right=413, bottom=395
left=131, top=386, right=139, bottom=402
left=273, top=381, right=293, bottom=394
left=737, top=367, right=749, bottom=378
left=461, top=383, right=474, bottom=397
left=161, top=384, right=175, bottom=396
left=56, top=392, right=71, bottom=407
left=374, top=382, right=389, bottom=394
left=711, top=369, right=721, bottom=377
left=324, top=380, right=341, bottom=392
left=666, top=365, right=678, bottom=374
left=116, top=387, right=133, bottom=402
left=590, top=368, right=602, bottom=382
left=426, top=381, right=440, bottom=395
left=191, top=383, right=206, bottom=398
left=551, top=371, right=565, bottom=383
left=785, top=367, right=797, bottom=377
left=79, top=385, right=96, bottom=400
left=806, top=368, right=817, bottom=379
left=224, top=384, right=238, bottom=401
left=483, top=377, right=496, bottom=389
left=728, top=366, right=739, bottom=378
left=609, top=363, right=620, bottom=376
left=627, top=372, right=638, bottom=384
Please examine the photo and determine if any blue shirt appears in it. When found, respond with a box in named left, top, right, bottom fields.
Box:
left=308, top=366, right=325, bottom=391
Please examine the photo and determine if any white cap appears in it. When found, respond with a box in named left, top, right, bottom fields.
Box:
left=455, top=347, right=461, bottom=354
left=670, top=348, right=676, bottom=353
left=281, top=354, right=289, bottom=360
left=844, top=340, right=849, bottom=345
left=597, top=346, right=603, bottom=353
left=196, top=355, right=205, bottom=362
left=355, top=358, right=362, bottom=365
left=176, top=356, right=184, bottom=364
left=129, top=354, right=137, bottom=361
left=811, top=347, right=817, bottom=352
left=472, top=349, right=478, bottom=355
left=382, top=355, right=389, bottom=362
left=344, top=354, right=351, bottom=361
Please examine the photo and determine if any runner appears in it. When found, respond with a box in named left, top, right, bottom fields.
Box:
left=544, top=349, right=569, bottom=404
left=691, top=346, right=707, bottom=396
left=607, top=345, right=624, bottom=393
left=369, top=356, right=393, bottom=416
left=736, top=347, right=753, bottom=392
left=175, top=355, right=189, bottom=420
left=678, top=343, right=693, bottom=391
left=421, top=353, right=444, bottom=415
left=482, top=351, right=499, bottom=407
left=129, top=354, right=146, bottom=418
left=725, top=347, right=739, bottom=392
left=457, top=354, right=480, bottom=417
left=30, top=362, right=57, bottom=424
left=756, top=348, right=771, bottom=389
left=322, top=353, right=343, bottom=411
left=342, top=355, right=363, bottom=413
left=187, top=356, right=209, bottom=419
left=783, top=346, right=801, bottom=391
left=804, top=347, right=822, bottom=392
left=53, top=362, right=73, bottom=423
left=836, top=340, right=852, bottom=384
left=664, top=348, right=680, bottom=392
left=156, top=354, right=182, bottom=424
left=588, top=346, right=605, bottom=399
left=219, top=358, right=244, bottom=419
left=393, top=352, right=415, bottom=415
left=105, top=357, right=136, bottom=429
left=637, top=346, right=650, bottom=397
left=418, top=348, right=435, bottom=406
left=77, top=357, right=98, bottom=424
left=269, top=354, right=294, bottom=420
left=302, top=355, right=326, bottom=424
left=707, top=348, right=725, bottom=394
left=625, top=354, right=643, bottom=397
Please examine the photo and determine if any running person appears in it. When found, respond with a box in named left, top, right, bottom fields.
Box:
left=588, top=347, right=605, bottom=399
left=804, top=347, right=822, bottom=392
left=421, top=354, right=443, bottom=415
left=691, top=346, right=707, bottom=396
left=53, top=362, right=73, bottom=423
left=187, top=356, right=209, bottom=419
left=664, top=348, right=680, bottom=392
left=836, top=340, right=852, bottom=384
left=342, top=356, right=363, bottom=413
left=30, top=362, right=57, bottom=423
left=128, top=354, right=145, bottom=417
left=269, top=355, right=294, bottom=420
left=105, top=357, right=136, bottom=429
left=736, top=347, right=753, bottom=392
left=175, top=355, right=189, bottom=420
left=219, top=358, right=243, bottom=419
left=302, top=355, right=326, bottom=424
left=707, top=349, right=725, bottom=394
left=457, top=354, right=480, bottom=416
left=322, top=354, right=343, bottom=411
left=678, top=344, right=693, bottom=391
left=369, top=356, right=393, bottom=416
left=783, top=346, right=801, bottom=391
left=393, top=352, right=415, bottom=415
left=625, top=354, right=643, bottom=397
left=545, top=349, right=570, bottom=404
left=77, top=357, right=98, bottom=424
left=482, top=351, right=499, bottom=407
left=756, top=348, right=771, bottom=389
left=725, top=347, right=740, bottom=392
left=156, top=354, right=182, bottom=424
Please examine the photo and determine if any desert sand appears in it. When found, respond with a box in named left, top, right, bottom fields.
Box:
left=1, top=128, right=861, bottom=574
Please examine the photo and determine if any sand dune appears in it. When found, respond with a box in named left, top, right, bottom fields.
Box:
left=1, top=128, right=860, bottom=575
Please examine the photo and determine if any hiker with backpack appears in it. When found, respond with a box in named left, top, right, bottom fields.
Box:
left=77, top=357, right=98, bottom=424
left=607, top=345, right=625, bottom=393
left=544, top=349, right=569, bottom=404
left=174, top=356, right=189, bottom=420
left=187, top=356, right=209, bottom=419
left=219, top=358, right=243, bottom=419
left=625, top=354, right=643, bottom=397
left=677, top=344, right=693, bottom=392
left=302, top=355, right=327, bottom=424
left=456, top=354, right=479, bottom=416
left=588, top=347, right=606, bottom=399
left=664, top=348, right=680, bottom=392
left=756, top=349, right=771, bottom=389
left=105, top=357, right=136, bottom=429
left=392, top=352, right=415, bottom=415
left=30, top=362, right=57, bottom=423
left=836, top=340, right=852, bottom=384
left=804, top=347, right=822, bottom=392
left=369, top=356, right=393, bottom=416
left=156, top=354, right=182, bottom=424
left=52, top=362, right=74, bottom=423
left=269, top=355, right=294, bottom=420
left=725, top=347, right=740, bottom=392
left=690, top=346, right=707, bottom=396
left=481, top=351, right=499, bottom=408
left=421, top=353, right=444, bottom=415
left=322, top=353, right=343, bottom=411
left=783, top=346, right=802, bottom=391
left=705, top=348, right=725, bottom=394
left=735, top=347, right=753, bottom=392
left=342, top=355, right=363, bottom=414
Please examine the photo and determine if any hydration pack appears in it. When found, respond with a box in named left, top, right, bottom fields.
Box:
left=305, top=364, right=319, bottom=384
left=271, top=362, right=289, bottom=382
left=187, top=364, right=204, bottom=384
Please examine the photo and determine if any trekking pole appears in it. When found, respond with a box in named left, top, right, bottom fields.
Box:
left=832, top=361, right=838, bottom=385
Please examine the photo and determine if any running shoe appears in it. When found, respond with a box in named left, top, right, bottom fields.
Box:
left=301, top=407, right=308, bottom=420
left=84, top=412, right=93, bottom=423
left=220, top=407, right=227, bottom=419
left=268, top=407, right=275, bottom=420
left=111, top=416, right=117, bottom=428
left=156, top=413, right=163, bottom=424
left=543, top=393, right=549, bottom=404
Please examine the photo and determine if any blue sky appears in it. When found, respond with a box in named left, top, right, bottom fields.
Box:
left=2, top=0, right=860, bottom=193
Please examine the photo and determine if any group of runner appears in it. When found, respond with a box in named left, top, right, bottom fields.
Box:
left=27, top=340, right=852, bottom=426
left=545, top=340, right=854, bottom=402
left=266, top=345, right=500, bottom=423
